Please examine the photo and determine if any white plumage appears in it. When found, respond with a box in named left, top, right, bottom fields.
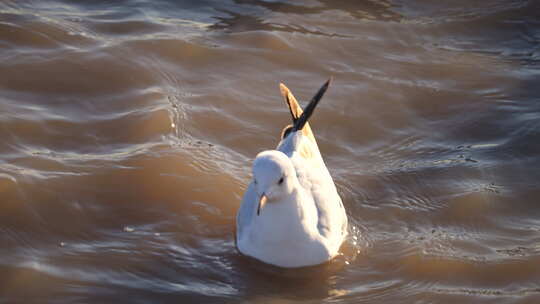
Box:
left=236, top=80, right=348, bottom=268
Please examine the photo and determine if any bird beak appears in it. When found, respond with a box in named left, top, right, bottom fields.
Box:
left=257, top=193, right=267, bottom=216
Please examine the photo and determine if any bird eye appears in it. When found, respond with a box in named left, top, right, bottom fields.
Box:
left=278, top=177, right=284, bottom=185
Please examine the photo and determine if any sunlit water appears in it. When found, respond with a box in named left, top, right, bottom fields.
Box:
left=1, top=0, right=540, bottom=303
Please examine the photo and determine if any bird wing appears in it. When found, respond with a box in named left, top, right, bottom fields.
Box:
left=278, top=132, right=347, bottom=242
left=276, top=80, right=347, bottom=242
left=279, top=83, right=317, bottom=144
left=236, top=181, right=257, bottom=241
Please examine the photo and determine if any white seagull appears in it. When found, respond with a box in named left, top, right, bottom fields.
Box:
left=236, top=79, right=348, bottom=268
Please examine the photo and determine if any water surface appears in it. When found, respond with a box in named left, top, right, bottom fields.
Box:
left=1, top=0, right=540, bottom=303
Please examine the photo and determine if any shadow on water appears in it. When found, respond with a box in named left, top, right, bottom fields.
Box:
left=229, top=254, right=348, bottom=302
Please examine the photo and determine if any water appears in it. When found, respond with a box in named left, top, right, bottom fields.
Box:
left=1, top=0, right=540, bottom=303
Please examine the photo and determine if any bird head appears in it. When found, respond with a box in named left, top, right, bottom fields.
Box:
left=252, top=150, right=296, bottom=215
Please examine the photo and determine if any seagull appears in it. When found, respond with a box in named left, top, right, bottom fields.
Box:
left=236, top=79, right=348, bottom=268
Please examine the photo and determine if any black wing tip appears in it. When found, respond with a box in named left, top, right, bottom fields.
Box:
left=324, top=76, right=333, bottom=87
left=316, top=77, right=332, bottom=101
left=293, top=78, right=333, bottom=131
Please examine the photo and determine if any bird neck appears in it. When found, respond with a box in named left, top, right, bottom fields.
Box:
left=256, top=188, right=319, bottom=239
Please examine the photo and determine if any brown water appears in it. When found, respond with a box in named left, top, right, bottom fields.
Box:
left=2, top=0, right=540, bottom=303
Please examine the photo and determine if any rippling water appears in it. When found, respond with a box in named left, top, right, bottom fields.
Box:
left=1, top=0, right=540, bottom=303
